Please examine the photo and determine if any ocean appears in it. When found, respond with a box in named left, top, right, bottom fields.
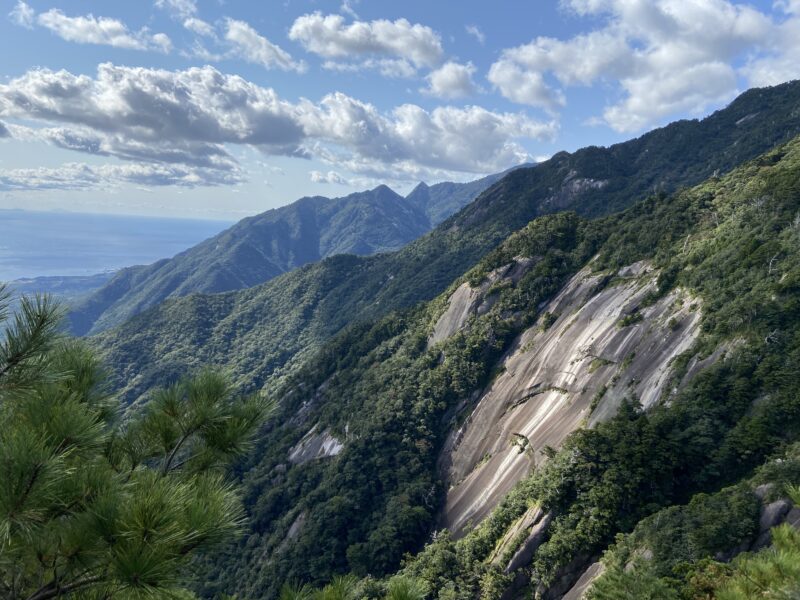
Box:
left=0, top=209, right=232, bottom=282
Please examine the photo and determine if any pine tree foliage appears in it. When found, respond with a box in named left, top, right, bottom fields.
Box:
left=0, top=286, right=271, bottom=600
left=384, top=576, right=428, bottom=600
left=715, top=486, right=800, bottom=600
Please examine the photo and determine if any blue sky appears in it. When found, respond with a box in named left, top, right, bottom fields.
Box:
left=0, top=0, right=798, bottom=219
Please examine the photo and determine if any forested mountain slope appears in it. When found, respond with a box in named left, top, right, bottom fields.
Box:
left=4, top=272, right=113, bottom=320
left=404, top=168, right=511, bottom=226
left=95, top=81, right=800, bottom=410
left=69, top=175, right=501, bottom=336
left=198, top=134, right=800, bottom=599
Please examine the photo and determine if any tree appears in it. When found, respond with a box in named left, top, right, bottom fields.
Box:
left=385, top=576, right=427, bottom=600
left=715, top=485, right=800, bottom=600
left=0, top=285, right=271, bottom=599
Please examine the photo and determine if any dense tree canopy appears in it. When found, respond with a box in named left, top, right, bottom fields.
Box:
left=0, top=285, right=270, bottom=600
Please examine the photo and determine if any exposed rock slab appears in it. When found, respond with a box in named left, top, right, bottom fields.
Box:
left=441, top=263, right=703, bottom=535
left=428, top=258, right=536, bottom=347
left=505, top=511, right=553, bottom=574
left=288, top=424, right=343, bottom=464
left=751, top=499, right=794, bottom=551
left=562, top=562, right=605, bottom=600
left=489, top=504, right=545, bottom=566
left=428, top=283, right=485, bottom=346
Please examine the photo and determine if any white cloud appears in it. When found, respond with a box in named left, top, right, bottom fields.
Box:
left=490, top=0, right=799, bottom=131
left=423, top=62, right=479, bottom=99
left=322, top=58, right=417, bottom=78
left=9, top=1, right=34, bottom=28
left=604, top=61, right=738, bottom=131
left=0, top=121, right=9, bottom=138
left=740, top=11, right=800, bottom=86
left=776, top=0, right=800, bottom=15
left=0, top=161, right=242, bottom=192
left=224, top=18, right=306, bottom=72
left=488, top=60, right=565, bottom=111
left=340, top=0, right=360, bottom=19
left=183, top=17, right=215, bottom=37
left=0, top=64, right=302, bottom=186
left=177, top=17, right=306, bottom=73
left=19, top=6, right=173, bottom=52
left=310, top=170, right=349, bottom=185
left=465, top=24, right=485, bottom=45
left=289, top=12, right=443, bottom=68
left=154, top=0, right=197, bottom=19
left=300, top=93, right=557, bottom=176
left=0, top=64, right=555, bottom=189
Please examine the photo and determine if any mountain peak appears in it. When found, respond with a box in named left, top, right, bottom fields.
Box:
left=371, top=183, right=399, bottom=196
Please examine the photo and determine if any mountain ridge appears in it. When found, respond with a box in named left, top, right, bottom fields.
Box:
left=95, top=80, right=800, bottom=409
left=69, top=173, right=505, bottom=336
left=200, top=133, right=800, bottom=599
left=86, top=81, right=800, bottom=598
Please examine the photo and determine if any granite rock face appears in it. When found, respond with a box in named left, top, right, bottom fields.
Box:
left=288, top=424, right=344, bottom=465
left=439, top=262, right=704, bottom=535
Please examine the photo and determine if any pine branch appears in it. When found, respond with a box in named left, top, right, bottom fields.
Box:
left=0, top=295, right=62, bottom=386
left=161, top=427, right=198, bottom=475
left=25, top=574, right=104, bottom=600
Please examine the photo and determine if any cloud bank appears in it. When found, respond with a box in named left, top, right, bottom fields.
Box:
left=489, top=0, right=800, bottom=131
left=0, top=64, right=555, bottom=190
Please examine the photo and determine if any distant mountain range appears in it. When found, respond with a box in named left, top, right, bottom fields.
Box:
left=68, top=171, right=508, bottom=336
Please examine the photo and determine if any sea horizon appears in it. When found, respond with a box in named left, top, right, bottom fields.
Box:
left=0, top=208, right=232, bottom=281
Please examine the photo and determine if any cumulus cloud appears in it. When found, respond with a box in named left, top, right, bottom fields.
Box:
left=10, top=3, right=172, bottom=52
left=0, top=64, right=301, bottom=186
left=0, top=121, right=9, bottom=138
left=224, top=18, right=305, bottom=72
left=179, top=17, right=305, bottom=73
left=300, top=93, right=557, bottom=175
left=9, top=1, right=34, bottom=28
left=289, top=12, right=443, bottom=68
left=154, top=0, right=196, bottom=19
left=0, top=64, right=555, bottom=189
left=740, top=11, right=800, bottom=86
left=488, top=61, right=565, bottom=111
left=310, top=170, right=349, bottom=185
left=0, top=63, right=305, bottom=154
left=423, top=61, right=479, bottom=99
left=489, top=0, right=800, bottom=131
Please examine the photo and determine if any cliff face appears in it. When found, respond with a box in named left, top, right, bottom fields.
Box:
left=437, top=261, right=703, bottom=535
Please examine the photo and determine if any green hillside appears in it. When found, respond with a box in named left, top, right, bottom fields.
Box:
left=200, top=128, right=800, bottom=600
left=96, top=81, right=800, bottom=409
left=85, top=82, right=800, bottom=599
left=69, top=174, right=504, bottom=337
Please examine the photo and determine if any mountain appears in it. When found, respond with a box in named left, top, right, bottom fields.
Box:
left=405, top=168, right=515, bottom=225
left=3, top=272, right=114, bottom=327
left=8, top=272, right=113, bottom=304
left=69, top=176, right=502, bottom=336
left=89, top=81, right=800, bottom=598
left=199, top=130, right=800, bottom=599
left=95, top=80, right=800, bottom=408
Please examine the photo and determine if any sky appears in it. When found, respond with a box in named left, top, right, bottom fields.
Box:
left=0, top=0, right=799, bottom=220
